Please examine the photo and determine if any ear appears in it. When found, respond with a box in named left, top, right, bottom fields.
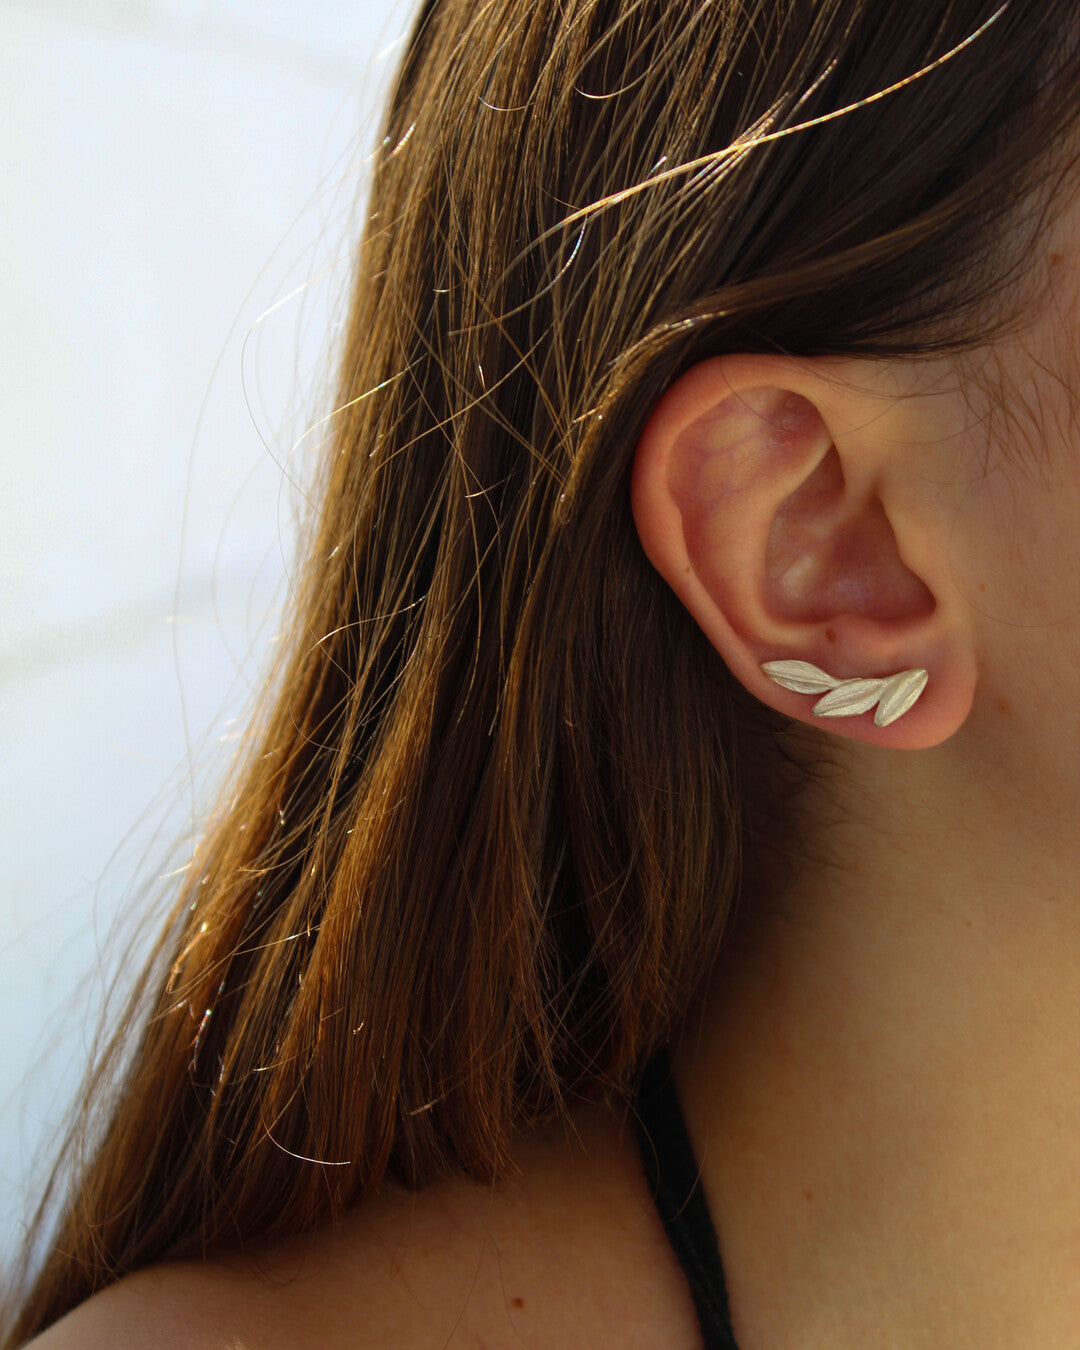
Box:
left=630, top=354, right=976, bottom=750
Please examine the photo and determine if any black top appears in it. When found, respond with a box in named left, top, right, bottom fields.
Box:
left=633, top=1051, right=742, bottom=1350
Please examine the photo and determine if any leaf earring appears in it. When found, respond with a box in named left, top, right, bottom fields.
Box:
left=761, top=660, right=929, bottom=727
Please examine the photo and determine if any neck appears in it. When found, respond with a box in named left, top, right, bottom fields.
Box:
left=672, top=719, right=1080, bottom=1347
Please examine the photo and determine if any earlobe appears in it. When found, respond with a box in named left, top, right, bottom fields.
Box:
left=630, top=355, right=977, bottom=750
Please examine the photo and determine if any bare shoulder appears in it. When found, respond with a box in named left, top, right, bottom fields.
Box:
left=20, top=1198, right=464, bottom=1350
left=19, top=1186, right=476, bottom=1350
left=22, top=1102, right=697, bottom=1350
left=18, top=1253, right=283, bottom=1349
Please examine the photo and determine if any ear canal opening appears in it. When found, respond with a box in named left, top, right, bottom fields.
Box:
left=765, top=447, right=934, bottom=624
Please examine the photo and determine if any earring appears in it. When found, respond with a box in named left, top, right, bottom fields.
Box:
left=761, top=660, right=928, bottom=727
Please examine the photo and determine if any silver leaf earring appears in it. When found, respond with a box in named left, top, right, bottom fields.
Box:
left=761, top=660, right=929, bottom=727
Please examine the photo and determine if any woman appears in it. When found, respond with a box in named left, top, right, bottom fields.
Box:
left=5, top=0, right=1080, bottom=1344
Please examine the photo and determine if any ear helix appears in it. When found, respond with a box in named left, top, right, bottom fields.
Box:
left=761, top=660, right=928, bottom=728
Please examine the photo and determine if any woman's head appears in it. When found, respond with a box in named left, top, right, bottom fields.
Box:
left=7, top=0, right=1080, bottom=1341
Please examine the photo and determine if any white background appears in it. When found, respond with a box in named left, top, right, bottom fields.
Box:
left=0, top=0, right=408, bottom=1261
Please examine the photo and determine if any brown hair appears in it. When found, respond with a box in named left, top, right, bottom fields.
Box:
left=7, top=0, right=1080, bottom=1340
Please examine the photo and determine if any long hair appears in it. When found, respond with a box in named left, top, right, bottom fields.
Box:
left=7, top=0, right=1080, bottom=1340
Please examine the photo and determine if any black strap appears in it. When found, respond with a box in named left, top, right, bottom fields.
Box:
left=633, top=1051, right=741, bottom=1350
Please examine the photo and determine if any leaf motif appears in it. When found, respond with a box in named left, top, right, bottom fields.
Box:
left=761, top=660, right=842, bottom=695
left=812, top=677, right=886, bottom=718
left=873, top=668, right=929, bottom=726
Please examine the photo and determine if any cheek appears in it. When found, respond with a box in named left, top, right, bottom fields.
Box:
left=948, top=412, right=1080, bottom=782
left=948, top=382, right=1080, bottom=846
left=952, top=450, right=1080, bottom=630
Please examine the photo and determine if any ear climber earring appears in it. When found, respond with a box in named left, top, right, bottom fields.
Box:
left=761, top=660, right=929, bottom=727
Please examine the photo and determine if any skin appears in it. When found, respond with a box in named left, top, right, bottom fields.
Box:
left=29, top=1104, right=703, bottom=1349
left=26, top=145, right=1080, bottom=1350
left=644, top=195, right=1080, bottom=1344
